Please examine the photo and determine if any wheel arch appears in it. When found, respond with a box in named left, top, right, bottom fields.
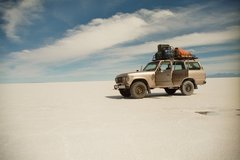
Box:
left=131, top=79, right=151, bottom=93
left=182, top=78, right=197, bottom=89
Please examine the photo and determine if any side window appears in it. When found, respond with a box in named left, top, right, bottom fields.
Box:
left=160, top=61, right=171, bottom=71
left=187, top=62, right=201, bottom=70
left=173, top=61, right=185, bottom=70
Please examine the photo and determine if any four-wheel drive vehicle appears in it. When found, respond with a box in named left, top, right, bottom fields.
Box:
left=114, top=59, right=206, bottom=98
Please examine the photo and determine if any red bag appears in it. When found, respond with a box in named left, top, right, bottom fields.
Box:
left=174, top=48, right=192, bottom=58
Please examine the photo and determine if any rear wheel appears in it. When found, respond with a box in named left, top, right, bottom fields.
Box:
left=164, top=88, right=177, bottom=95
left=180, top=80, right=194, bottom=95
left=130, top=81, right=147, bottom=99
left=119, top=89, right=131, bottom=97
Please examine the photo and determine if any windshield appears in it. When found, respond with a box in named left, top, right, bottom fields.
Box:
left=143, top=61, right=159, bottom=71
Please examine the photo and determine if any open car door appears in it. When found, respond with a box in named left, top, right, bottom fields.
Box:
left=155, top=60, right=173, bottom=87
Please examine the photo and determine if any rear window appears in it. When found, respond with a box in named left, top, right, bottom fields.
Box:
left=186, top=62, right=201, bottom=70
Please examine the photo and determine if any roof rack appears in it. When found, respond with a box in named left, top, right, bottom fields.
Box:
left=152, top=56, right=198, bottom=61
left=173, top=56, right=198, bottom=60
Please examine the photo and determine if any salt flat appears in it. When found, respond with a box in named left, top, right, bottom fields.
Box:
left=0, top=78, right=240, bottom=160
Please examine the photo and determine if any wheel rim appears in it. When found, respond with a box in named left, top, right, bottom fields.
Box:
left=185, top=84, right=192, bottom=92
left=135, top=85, right=144, bottom=95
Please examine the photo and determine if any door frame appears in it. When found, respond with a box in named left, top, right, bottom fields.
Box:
left=155, top=60, right=173, bottom=87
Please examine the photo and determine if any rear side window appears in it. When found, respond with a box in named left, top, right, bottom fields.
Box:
left=186, top=62, right=201, bottom=70
left=160, top=61, right=171, bottom=71
left=173, top=61, right=185, bottom=70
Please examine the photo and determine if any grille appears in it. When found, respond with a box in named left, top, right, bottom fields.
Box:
left=115, top=77, right=123, bottom=83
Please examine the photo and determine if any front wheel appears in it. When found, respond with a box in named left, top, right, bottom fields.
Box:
left=180, top=80, right=194, bottom=95
left=130, top=81, right=147, bottom=99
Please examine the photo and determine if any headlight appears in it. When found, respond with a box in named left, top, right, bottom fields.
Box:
left=115, top=76, right=129, bottom=83
left=122, top=76, right=129, bottom=83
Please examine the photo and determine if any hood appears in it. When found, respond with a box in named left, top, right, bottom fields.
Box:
left=116, top=71, right=154, bottom=78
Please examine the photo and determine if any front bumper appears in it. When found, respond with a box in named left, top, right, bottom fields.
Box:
left=114, top=84, right=127, bottom=90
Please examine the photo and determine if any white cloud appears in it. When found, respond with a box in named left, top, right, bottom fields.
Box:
left=201, top=54, right=240, bottom=63
left=10, top=12, right=150, bottom=63
left=1, top=5, right=240, bottom=82
left=102, top=26, right=240, bottom=58
left=8, top=6, right=240, bottom=65
left=204, top=61, right=240, bottom=74
left=1, top=0, right=43, bottom=42
left=198, top=54, right=240, bottom=74
left=163, top=26, right=240, bottom=47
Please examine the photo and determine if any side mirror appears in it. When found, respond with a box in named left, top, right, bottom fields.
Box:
left=137, top=66, right=143, bottom=72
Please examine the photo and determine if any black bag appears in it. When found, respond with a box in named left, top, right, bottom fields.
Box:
left=158, top=44, right=170, bottom=52
left=153, top=44, right=173, bottom=60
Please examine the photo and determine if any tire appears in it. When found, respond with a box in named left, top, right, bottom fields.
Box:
left=130, top=81, right=147, bottom=99
left=180, top=80, right=194, bottom=95
left=164, top=88, right=177, bottom=95
left=119, top=89, right=131, bottom=98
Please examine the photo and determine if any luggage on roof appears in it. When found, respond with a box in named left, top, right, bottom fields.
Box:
left=174, top=48, right=192, bottom=58
left=153, top=44, right=198, bottom=61
left=153, top=44, right=173, bottom=60
left=158, top=44, right=170, bottom=52
left=173, top=48, right=198, bottom=60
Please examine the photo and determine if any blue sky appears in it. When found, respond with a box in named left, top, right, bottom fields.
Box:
left=0, top=0, right=239, bottom=83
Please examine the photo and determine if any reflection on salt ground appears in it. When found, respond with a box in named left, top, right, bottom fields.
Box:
left=236, top=109, right=240, bottom=116
left=195, top=108, right=240, bottom=116
left=195, top=111, right=216, bottom=115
